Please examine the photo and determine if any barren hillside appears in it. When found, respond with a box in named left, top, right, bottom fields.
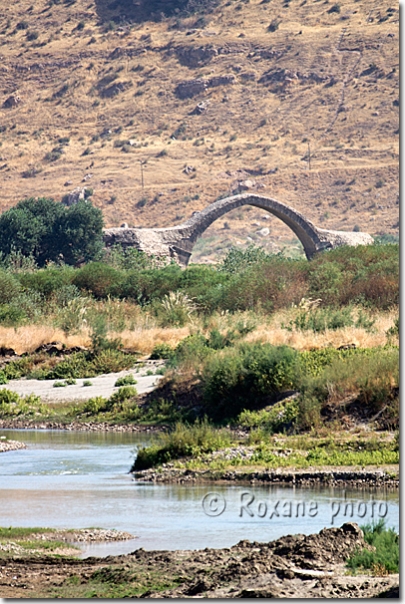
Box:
left=0, top=0, right=399, bottom=261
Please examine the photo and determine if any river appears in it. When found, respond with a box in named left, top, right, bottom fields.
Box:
left=0, top=429, right=399, bottom=558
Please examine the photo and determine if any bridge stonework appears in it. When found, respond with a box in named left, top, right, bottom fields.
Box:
left=103, top=194, right=374, bottom=266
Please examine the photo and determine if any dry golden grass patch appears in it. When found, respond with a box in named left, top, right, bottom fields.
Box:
left=244, top=309, right=398, bottom=351
left=111, top=326, right=192, bottom=354
left=0, top=308, right=396, bottom=356
left=0, top=326, right=91, bottom=355
left=0, top=324, right=191, bottom=356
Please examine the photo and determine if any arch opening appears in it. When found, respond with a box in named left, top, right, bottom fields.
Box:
left=168, top=193, right=325, bottom=265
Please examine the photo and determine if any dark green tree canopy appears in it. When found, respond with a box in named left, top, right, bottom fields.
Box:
left=0, top=197, right=104, bottom=266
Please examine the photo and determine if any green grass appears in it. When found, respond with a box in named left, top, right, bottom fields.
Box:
left=0, top=527, right=56, bottom=539
left=49, top=570, right=184, bottom=599
left=133, top=419, right=233, bottom=470
left=141, top=431, right=399, bottom=472
left=346, top=520, right=399, bottom=575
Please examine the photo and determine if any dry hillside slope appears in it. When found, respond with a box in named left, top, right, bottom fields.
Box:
left=0, top=0, right=398, bottom=262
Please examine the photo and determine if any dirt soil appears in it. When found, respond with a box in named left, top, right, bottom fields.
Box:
left=0, top=523, right=398, bottom=598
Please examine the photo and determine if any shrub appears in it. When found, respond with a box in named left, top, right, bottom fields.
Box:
left=0, top=270, right=22, bottom=303
left=82, top=396, right=109, bottom=414
left=174, top=333, right=211, bottom=364
left=327, top=3, right=340, bottom=13
left=202, top=343, right=298, bottom=420
left=18, top=266, right=75, bottom=298
left=267, top=18, right=280, bottom=31
left=0, top=304, right=27, bottom=326
left=150, top=343, right=175, bottom=360
left=114, top=374, right=137, bottom=387
left=346, top=521, right=399, bottom=575
left=109, top=385, right=138, bottom=405
left=0, top=389, right=45, bottom=417
left=133, top=419, right=232, bottom=470
left=26, top=30, right=39, bottom=41
left=73, top=263, right=123, bottom=298
left=158, top=291, right=197, bottom=327
left=238, top=398, right=299, bottom=433
left=121, top=264, right=182, bottom=304
left=283, top=307, right=375, bottom=333
left=298, top=347, right=399, bottom=426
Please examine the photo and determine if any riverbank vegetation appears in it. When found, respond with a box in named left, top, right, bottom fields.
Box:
left=0, top=243, right=398, bottom=474
left=0, top=243, right=398, bottom=351
left=347, top=520, right=399, bottom=576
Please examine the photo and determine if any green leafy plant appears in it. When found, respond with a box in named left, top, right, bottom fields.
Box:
left=114, top=374, right=137, bottom=387
left=346, top=520, right=399, bottom=575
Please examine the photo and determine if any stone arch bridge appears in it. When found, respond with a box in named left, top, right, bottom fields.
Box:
left=103, top=193, right=373, bottom=266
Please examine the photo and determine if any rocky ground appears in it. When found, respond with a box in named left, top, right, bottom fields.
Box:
left=0, top=523, right=399, bottom=598
left=133, top=463, right=399, bottom=489
left=0, top=438, right=26, bottom=453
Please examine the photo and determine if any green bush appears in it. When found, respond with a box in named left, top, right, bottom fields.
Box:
left=202, top=343, right=298, bottom=420
left=150, top=343, right=175, bottom=360
left=73, top=263, right=123, bottom=298
left=0, top=304, right=27, bottom=326
left=108, top=385, right=138, bottom=408
left=82, top=396, right=109, bottom=414
left=0, top=389, right=45, bottom=417
left=346, top=521, right=399, bottom=575
left=133, top=419, right=232, bottom=470
left=114, top=374, right=137, bottom=387
left=0, top=270, right=22, bottom=302
left=298, top=347, right=399, bottom=427
left=0, top=198, right=104, bottom=267
left=238, top=398, right=299, bottom=433
left=174, top=333, right=211, bottom=364
left=18, top=267, right=75, bottom=298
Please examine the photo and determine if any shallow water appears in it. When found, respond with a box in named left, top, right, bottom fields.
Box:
left=0, top=429, right=399, bottom=558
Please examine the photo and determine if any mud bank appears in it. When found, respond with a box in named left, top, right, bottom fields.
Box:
left=0, top=523, right=399, bottom=598
left=133, top=467, right=399, bottom=489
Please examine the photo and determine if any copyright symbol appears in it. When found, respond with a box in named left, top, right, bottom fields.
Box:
left=202, top=492, right=226, bottom=517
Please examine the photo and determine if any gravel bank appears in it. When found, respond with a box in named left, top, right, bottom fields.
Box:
left=133, top=467, right=399, bottom=489
left=0, top=419, right=161, bottom=432
left=0, top=365, right=163, bottom=402
left=0, top=438, right=27, bottom=453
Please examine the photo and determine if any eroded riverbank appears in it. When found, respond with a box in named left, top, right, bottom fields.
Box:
left=0, top=523, right=399, bottom=598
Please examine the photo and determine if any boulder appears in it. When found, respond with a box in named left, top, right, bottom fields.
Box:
left=3, top=94, right=22, bottom=108
left=175, top=79, right=207, bottom=99
left=62, top=187, right=86, bottom=206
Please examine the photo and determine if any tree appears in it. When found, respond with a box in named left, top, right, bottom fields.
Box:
left=0, top=197, right=104, bottom=266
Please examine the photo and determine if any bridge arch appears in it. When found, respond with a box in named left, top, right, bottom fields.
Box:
left=161, top=193, right=326, bottom=264
left=103, top=193, right=374, bottom=266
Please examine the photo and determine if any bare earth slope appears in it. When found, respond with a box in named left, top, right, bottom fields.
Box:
left=0, top=0, right=398, bottom=261
left=0, top=523, right=399, bottom=598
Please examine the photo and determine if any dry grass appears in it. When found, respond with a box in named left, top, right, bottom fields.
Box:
left=246, top=309, right=398, bottom=350
left=0, top=326, right=91, bottom=355
left=0, top=309, right=396, bottom=355
left=0, top=0, right=398, bottom=263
